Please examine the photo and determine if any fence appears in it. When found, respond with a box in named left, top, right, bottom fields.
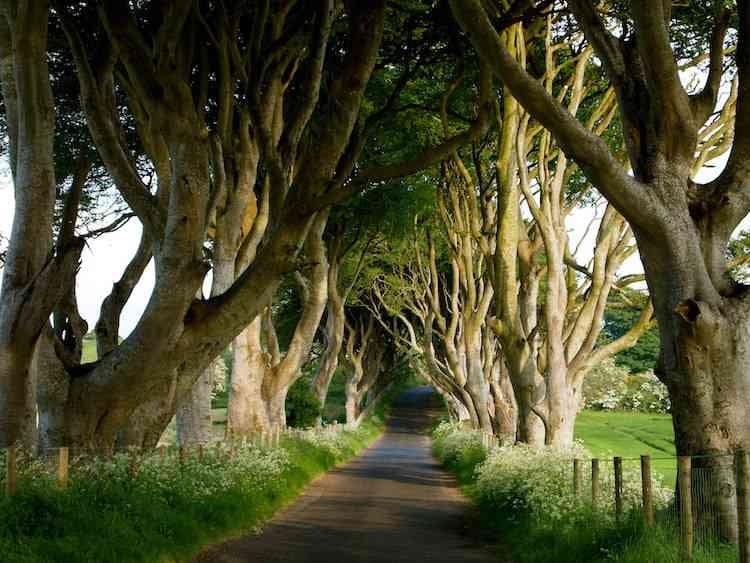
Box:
left=469, top=429, right=750, bottom=562
left=572, top=452, right=747, bottom=562
left=1, top=421, right=345, bottom=497
left=571, top=450, right=750, bottom=563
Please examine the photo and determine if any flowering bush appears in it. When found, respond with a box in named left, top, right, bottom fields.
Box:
left=475, top=444, right=672, bottom=524
left=433, top=423, right=673, bottom=527
left=583, top=358, right=670, bottom=413
left=432, top=421, right=488, bottom=470
left=0, top=421, right=381, bottom=562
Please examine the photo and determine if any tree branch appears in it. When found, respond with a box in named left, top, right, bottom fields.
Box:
left=449, top=0, right=660, bottom=233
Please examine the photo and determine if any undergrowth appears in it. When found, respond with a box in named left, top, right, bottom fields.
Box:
left=0, top=408, right=390, bottom=562
left=432, top=421, right=737, bottom=563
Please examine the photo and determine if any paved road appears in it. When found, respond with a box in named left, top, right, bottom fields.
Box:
left=193, top=387, right=500, bottom=563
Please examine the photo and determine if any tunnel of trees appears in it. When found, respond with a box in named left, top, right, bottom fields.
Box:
left=0, top=0, right=748, bottom=543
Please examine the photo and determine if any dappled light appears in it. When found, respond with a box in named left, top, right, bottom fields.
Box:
left=0, top=1, right=749, bottom=561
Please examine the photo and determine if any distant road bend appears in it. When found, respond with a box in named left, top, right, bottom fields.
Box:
left=194, top=387, right=499, bottom=563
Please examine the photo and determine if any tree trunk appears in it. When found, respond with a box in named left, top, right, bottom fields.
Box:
left=516, top=399, right=545, bottom=447
left=176, top=366, right=213, bottom=446
left=545, top=390, right=579, bottom=448
left=345, top=379, right=358, bottom=426
left=639, top=235, right=750, bottom=542
left=489, top=362, right=517, bottom=441
left=227, top=319, right=271, bottom=434
left=464, top=327, right=493, bottom=432
left=0, top=1, right=81, bottom=447
left=33, top=329, right=70, bottom=450
left=311, top=295, right=344, bottom=420
left=227, top=211, right=329, bottom=434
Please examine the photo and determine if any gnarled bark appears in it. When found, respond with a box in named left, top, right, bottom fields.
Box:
left=0, top=1, right=83, bottom=447
left=450, top=0, right=745, bottom=536
left=227, top=212, right=330, bottom=435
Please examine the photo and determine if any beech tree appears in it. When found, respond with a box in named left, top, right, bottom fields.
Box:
left=0, top=0, right=84, bottom=447
left=0, top=0, right=492, bottom=450
left=227, top=213, right=328, bottom=435
left=310, top=225, right=369, bottom=421
left=450, top=0, right=747, bottom=538
left=487, top=18, right=654, bottom=447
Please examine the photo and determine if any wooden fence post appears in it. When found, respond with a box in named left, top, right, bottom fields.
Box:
left=574, top=459, right=582, bottom=498
left=591, top=458, right=600, bottom=509
left=641, top=455, right=654, bottom=526
left=129, top=450, right=139, bottom=478
left=614, top=456, right=623, bottom=522
left=5, top=446, right=16, bottom=496
left=197, top=445, right=204, bottom=463
left=58, top=447, right=69, bottom=488
left=678, top=456, right=693, bottom=560
left=179, top=446, right=186, bottom=465
left=736, top=449, right=750, bottom=563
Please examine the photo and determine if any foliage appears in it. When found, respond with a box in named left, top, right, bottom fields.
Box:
left=286, top=378, right=322, bottom=428
left=0, top=419, right=386, bottom=562
left=728, top=229, right=750, bottom=283
left=475, top=444, right=672, bottom=523
left=432, top=422, right=735, bottom=563
left=601, top=306, right=660, bottom=374
left=431, top=422, right=487, bottom=481
left=583, top=358, right=670, bottom=414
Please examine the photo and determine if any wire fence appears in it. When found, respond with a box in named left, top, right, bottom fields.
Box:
left=574, top=452, right=745, bottom=561
left=0, top=421, right=346, bottom=495
left=472, top=429, right=750, bottom=562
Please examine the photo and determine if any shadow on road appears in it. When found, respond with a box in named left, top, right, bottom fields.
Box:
left=194, top=387, right=504, bottom=563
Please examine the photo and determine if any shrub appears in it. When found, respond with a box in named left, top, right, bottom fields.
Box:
left=583, top=358, right=670, bottom=414
left=430, top=422, right=708, bottom=563
left=0, top=421, right=382, bottom=562
left=286, top=378, right=322, bottom=428
left=475, top=444, right=672, bottom=524
left=432, top=421, right=487, bottom=479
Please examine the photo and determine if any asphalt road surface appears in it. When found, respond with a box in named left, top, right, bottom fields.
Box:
left=193, top=387, right=500, bottom=563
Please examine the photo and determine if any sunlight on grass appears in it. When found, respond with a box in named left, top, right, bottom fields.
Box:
left=576, top=411, right=677, bottom=484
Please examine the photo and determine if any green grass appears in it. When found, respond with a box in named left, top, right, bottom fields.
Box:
left=575, top=410, right=677, bottom=484
left=81, top=334, right=97, bottom=363
left=434, top=421, right=735, bottom=563
left=0, top=390, right=400, bottom=563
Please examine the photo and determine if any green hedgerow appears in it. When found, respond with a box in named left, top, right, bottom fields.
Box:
left=0, top=419, right=383, bottom=563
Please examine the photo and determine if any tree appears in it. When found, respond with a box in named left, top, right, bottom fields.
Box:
left=0, top=0, right=84, bottom=447
left=0, top=0, right=489, bottom=450
left=450, top=0, right=747, bottom=539
left=227, top=213, right=328, bottom=434
left=0, top=0, right=389, bottom=449
left=310, top=225, right=369, bottom=422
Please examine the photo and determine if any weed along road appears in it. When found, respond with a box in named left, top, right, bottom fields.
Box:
left=194, top=387, right=499, bottom=563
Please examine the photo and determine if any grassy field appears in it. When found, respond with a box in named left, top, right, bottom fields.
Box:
left=81, top=335, right=97, bottom=363
left=575, top=410, right=677, bottom=484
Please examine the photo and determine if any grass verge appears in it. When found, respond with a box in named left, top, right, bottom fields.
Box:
left=0, top=397, right=395, bottom=563
left=432, top=421, right=736, bottom=563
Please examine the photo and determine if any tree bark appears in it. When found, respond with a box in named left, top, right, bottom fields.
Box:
left=449, top=0, right=745, bottom=536
left=227, top=212, right=330, bottom=434
left=0, top=1, right=82, bottom=446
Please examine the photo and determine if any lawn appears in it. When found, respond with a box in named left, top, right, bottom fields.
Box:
left=575, top=410, right=677, bottom=484
left=81, top=334, right=97, bottom=363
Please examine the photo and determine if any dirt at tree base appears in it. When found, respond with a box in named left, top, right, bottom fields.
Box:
left=192, top=387, right=505, bottom=562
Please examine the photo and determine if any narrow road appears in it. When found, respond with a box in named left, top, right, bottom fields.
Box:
left=194, top=387, right=500, bottom=563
